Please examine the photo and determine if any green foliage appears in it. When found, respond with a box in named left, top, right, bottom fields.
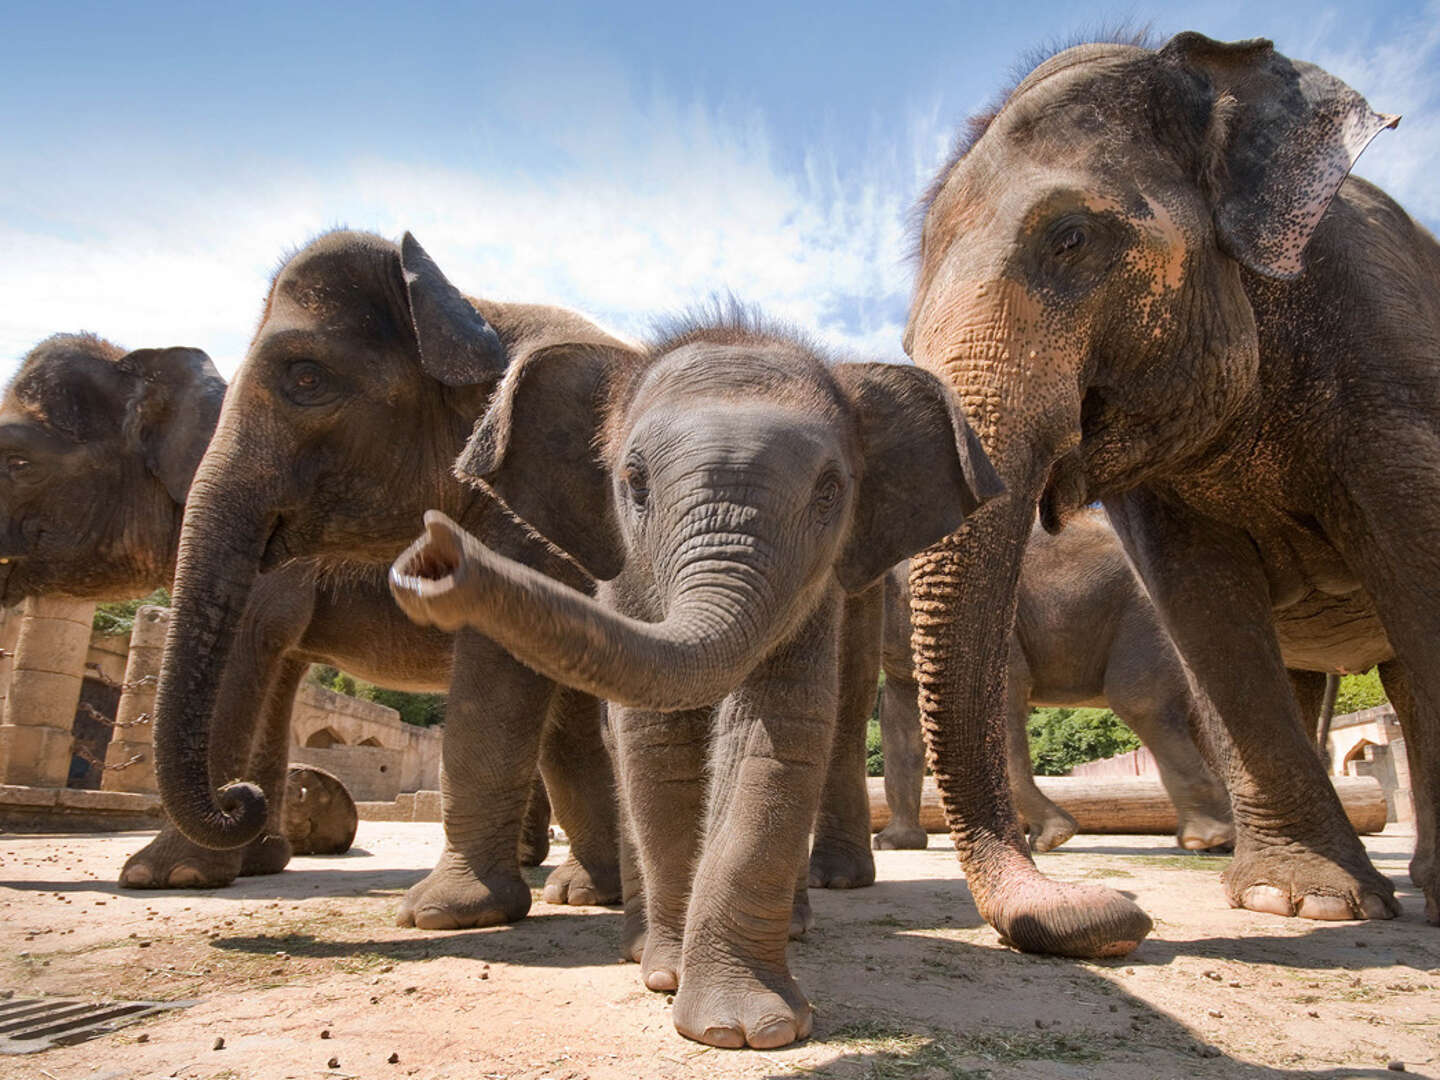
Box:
left=92, top=588, right=170, bottom=635
left=866, top=719, right=884, bottom=776
left=1027, top=706, right=1140, bottom=776
left=307, top=664, right=445, bottom=728
left=1334, top=669, right=1387, bottom=715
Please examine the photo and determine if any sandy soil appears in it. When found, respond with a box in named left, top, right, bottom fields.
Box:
left=0, top=823, right=1436, bottom=1080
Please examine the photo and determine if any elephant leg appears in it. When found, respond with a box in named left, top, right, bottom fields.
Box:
left=809, top=582, right=880, bottom=889
left=1289, top=669, right=1332, bottom=764
left=619, top=814, right=646, bottom=963
left=240, top=656, right=308, bottom=871
left=517, top=772, right=551, bottom=867
left=613, top=704, right=709, bottom=992
left=1108, top=491, right=1396, bottom=921
left=536, top=686, right=622, bottom=906
left=1008, top=703, right=1077, bottom=854
left=1104, top=627, right=1233, bottom=852
left=672, top=610, right=835, bottom=1051
left=397, top=630, right=552, bottom=930
left=120, top=576, right=312, bottom=890
left=874, top=666, right=928, bottom=850
left=1376, top=662, right=1435, bottom=915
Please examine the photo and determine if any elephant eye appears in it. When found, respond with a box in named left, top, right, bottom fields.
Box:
left=5, top=453, right=31, bottom=475
left=1055, top=225, right=1087, bottom=257
left=282, top=360, right=338, bottom=407
left=624, top=459, right=649, bottom=509
left=813, top=468, right=844, bottom=520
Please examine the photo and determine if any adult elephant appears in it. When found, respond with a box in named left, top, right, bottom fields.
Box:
left=0, top=332, right=553, bottom=884
left=906, top=30, right=1435, bottom=950
left=875, top=510, right=1233, bottom=854
left=149, top=230, right=624, bottom=927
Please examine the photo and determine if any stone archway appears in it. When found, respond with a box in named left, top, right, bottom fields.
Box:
left=358, top=736, right=383, bottom=748
left=304, top=726, right=346, bottom=749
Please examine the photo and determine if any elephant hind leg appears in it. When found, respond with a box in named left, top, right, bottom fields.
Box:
left=517, top=771, right=551, bottom=868
left=537, top=687, right=621, bottom=905
left=874, top=669, right=928, bottom=850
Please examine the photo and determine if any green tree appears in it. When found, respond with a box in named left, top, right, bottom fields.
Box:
left=92, top=588, right=170, bottom=635
left=1027, top=706, right=1140, bottom=776
left=306, top=664, right=444, bottom=728
left=1334, top=669, right=1387, bottom=715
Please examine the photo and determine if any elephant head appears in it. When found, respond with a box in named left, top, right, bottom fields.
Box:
left=153, top=229, right=609, bottom=850
left=390, top=312, right=1001, bottom=712
left=0, top=333, right=224, bottom=603
left=900, top=33, right=1393, bottom=953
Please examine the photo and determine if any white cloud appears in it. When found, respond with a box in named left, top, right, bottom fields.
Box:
left=0, top=93, right=946, bottom=383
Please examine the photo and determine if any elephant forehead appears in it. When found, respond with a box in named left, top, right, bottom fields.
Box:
left=635, top=341, right=844, bottom=417
left=632, top=405, right=844, bottom=469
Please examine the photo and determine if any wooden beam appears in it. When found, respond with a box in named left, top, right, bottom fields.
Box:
left=867, top=775, right=1388, bottom=836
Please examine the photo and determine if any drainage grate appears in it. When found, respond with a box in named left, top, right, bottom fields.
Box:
left=0, top=994, right=191, bottom=1054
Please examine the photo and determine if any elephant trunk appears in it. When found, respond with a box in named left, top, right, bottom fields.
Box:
left=153, top=457, right=276, bottom=850
left=391, top=513, right=781, bottom=712
left=906, top=286, right=1152, bottom=957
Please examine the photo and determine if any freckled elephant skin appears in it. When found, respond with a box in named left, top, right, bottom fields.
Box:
left=876, top=512, right=1233, bottom=857
left=0, top=332, right=558, bottom=894
left=389, top=311, right=1000, bottom=1047
left=907, top=30, right=1435, bottom=935
left=148, top=231, right=623, bottom=924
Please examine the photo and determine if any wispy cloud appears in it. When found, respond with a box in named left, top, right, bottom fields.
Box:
left=1295, top=1, right=1440, bottom=224
left=0, top=92, right=946, bottom=381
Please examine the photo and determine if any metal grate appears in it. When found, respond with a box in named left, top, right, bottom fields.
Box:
left=0, top=993, right=190, bottom=1054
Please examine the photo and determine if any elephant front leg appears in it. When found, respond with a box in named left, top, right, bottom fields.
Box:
left=809, top=583, right=880, bottom=887
left=535, top=687, right=622, bottom=906
left=1108, top=492, right=1396, bottom=921
left=397, top=630, right=551, bottom=929
left=614, top=705, right=709, bottom=991
left=674, top=701, right=832, bottom=1047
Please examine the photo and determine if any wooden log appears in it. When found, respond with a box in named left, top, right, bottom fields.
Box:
left=866, top=775, right=1388, bottom=836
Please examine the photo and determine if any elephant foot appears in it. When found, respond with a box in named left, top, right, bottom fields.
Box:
left=641, top=932, right=684, bottom=993
left=807, top=842, right=875, bottom=890
left=1175, top=812, right=1235, bottom=852
left=397, top=850, right=531, bottom=929
left=873, top=822, right=928, bottom=850
left=1025, top=809, right=1079, bottom=854
left=985, top=873, right=1152, bottom=958
left=1223, top=833, right=1398, bottom=921
left=239, top=833, right=293, bottom=876
left=119, top=826, right=247, bottom=889
left=672, top=961, right=813, bottom=1049
left=542, top=852, right=621, bottom=906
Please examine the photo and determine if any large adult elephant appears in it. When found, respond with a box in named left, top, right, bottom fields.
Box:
left=876, top=511, right=1234, bottom=854
left=0, top=333, right=553, bottom=885
left=150, top=231, right=627, bottom=927
left=905, top=30, right=1436, bottom=950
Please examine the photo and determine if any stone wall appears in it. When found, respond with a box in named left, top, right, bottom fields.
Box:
left=0, top=603, right=443, bottom=808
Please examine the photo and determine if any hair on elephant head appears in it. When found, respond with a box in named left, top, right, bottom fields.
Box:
left=0, top=333, right=225, bottom=603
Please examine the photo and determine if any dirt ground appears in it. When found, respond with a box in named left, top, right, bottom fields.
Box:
left=1, top=823, right=1436, bottom=1080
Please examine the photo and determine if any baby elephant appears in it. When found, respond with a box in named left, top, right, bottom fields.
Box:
left=390, top=313, right=1001, bottom=1049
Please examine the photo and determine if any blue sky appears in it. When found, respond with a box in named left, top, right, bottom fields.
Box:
left=2, top=1, right=1437, bottom=378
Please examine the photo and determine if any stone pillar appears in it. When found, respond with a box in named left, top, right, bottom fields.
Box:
left=0, top=596, right=97, bottom=786
left=101, top=606, right=168, bottom=794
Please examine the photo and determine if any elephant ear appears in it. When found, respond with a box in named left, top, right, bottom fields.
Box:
left=1161, top=31, right=1399, bottom=280
left=455, top=345, right=627, bottom=580
left=831, top=362, right=1005, bottom=594
left=399, top=232, right=508, bottom=387
left=119, top=347, right=226, bottom=504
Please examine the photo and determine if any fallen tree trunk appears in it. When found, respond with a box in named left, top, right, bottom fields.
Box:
left=867, top=775, right=1388, bottom=836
